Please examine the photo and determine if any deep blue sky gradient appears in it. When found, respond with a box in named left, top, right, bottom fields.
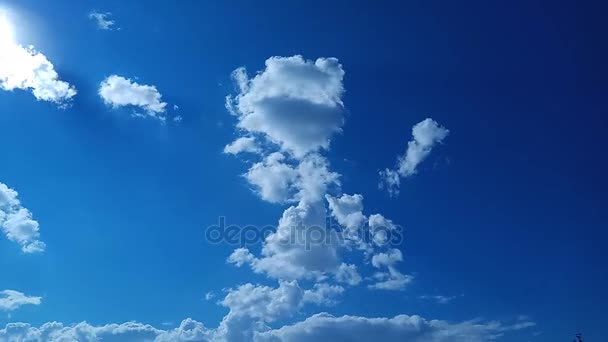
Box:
left=1, top=0, right=606, bottom=340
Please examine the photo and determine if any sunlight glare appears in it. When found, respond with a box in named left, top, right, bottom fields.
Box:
left=0, top=10, right=16, bottom=47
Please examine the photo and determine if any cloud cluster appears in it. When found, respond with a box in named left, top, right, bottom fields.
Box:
left=0, top=182, right=45, bottom=253
left=0, top=290, right=41, bottom=311
left=380, top=118, right=449, bottom=196
left=99, top=75, right=168, bottom=121
left=0, top=23, right=76, bottom=105
left=225, top=56, right=413, bottom=294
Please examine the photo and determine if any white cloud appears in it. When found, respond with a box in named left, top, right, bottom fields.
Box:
left=0, top=290, right=41, bottom=311
left=228, top=247, right=256, bottom=267
left=229, top=201, right=341, bottom=281
left=221, top=281, right=304, bottom=323
left=156, top=319, right=214, bottom=342
left=0, top=14, right=76, bottom=105
left=380, top=118, right=449, bottom=196
left=334, top=263, right=361, bottom=286
left=326, top=194, right=365, bottom=231
left=368, top=249, right=412, bottom=291
left=368, top=268, right=413, bottom=291
left=224, top=137, right=262, bottom=155
left=371, top=248, right=402, bottom=268
left=205, top=292, right=216, bottom=301
left=226, top=55, right=345, bottom=157
left=254, top=313, right=535, bottom=342
left=302, top=284, right=344, bottom=306
left=89, top=11, right=116, bottom=30
left=419, top=294, right=462, bottom=305
left=0, top=182, right=45, bottom=253
left=244, top=153, right=299, bottom=204
left=99, top=75, right=168, bottom=121
left=215, top=280, right=344, bottom=342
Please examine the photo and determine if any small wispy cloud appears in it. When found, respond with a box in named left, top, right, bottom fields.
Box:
left=204, top=291, right=215, bottom=301
left=419, top=294, right=463, bottom=304
left=379, top=118, right=449, bottom=196
left=89, top=11, right=116, bottom=30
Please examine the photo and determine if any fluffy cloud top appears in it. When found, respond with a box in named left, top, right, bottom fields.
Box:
left=0, top=290, right=41, bottom=312
left=0, top=16, right=76, bottom=105
left=380, top=118, right=449, bottom=196
left=89, top=11, right=116, bottom=30
left=226, top=55, right=345, bottom=157
left=99, top=75, right=168, bottom=121
left=0, top=182, right=45, bottom=253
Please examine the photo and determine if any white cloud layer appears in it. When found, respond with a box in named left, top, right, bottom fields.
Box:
left=0, top=290, right=41, bottom=311
left=99, top=75, right=168, bottom=121
left=0, top=16, right=76, bottom=105
left=89, top=11, right=116, bottom=30
left=255, top=313, right=535, bottom=342
left=0, top=313, right=534, bottom=342
left=0, top=182, right=45, bottom=253
left=380, top=118, right=449, bottom=196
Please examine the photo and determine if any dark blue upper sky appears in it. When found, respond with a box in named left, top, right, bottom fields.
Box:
left=0, top=0, right=606, bottom=341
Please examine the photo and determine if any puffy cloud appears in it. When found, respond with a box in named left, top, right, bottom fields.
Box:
left=302, top=284, right=344, bottom=306
left=221, top=281, right=304, bottom=323
left=215, top=280, right=344, bottom=342
left=99, top=75, right=168, bottom=121
left=244, top=153, right=298, bottom=204
left=228, top=247, right=256, bottom=267
left=244, top=153, right=339, bottom=205
left=226, top=55, right=345, bottom=157
left=380, top=118, right=449, bottom=196
left=326, top=194, right=365, bottom=230
left=254, top=313, right=535, bottom=342
left=224, top=137, right=262, bottom=155
left=89, top=11, right=116, bottom=30
left=0, top=290, right=41, bottom=311
left=334, top=263, right=362, bottom=286
left=368, top=267, right=413, bottom=291
left=0, top=14, right=76, bottom=105
left=368, top=248, right=412, bottom=291
left=368, top=214, right=400, bottom=247
left=156, top=319, right=214, bottom=342
left=371, top=248, right=402, bottom=268
left=0, top=182, right=45, bottom=253
left=239, top=201, right=341, bottom=281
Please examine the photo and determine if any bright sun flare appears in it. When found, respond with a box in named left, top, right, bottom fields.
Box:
left=0, top=11, right=16, bottom=46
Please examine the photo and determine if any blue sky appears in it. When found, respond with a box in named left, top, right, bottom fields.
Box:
left=0, top=0, right=606, bottom=341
